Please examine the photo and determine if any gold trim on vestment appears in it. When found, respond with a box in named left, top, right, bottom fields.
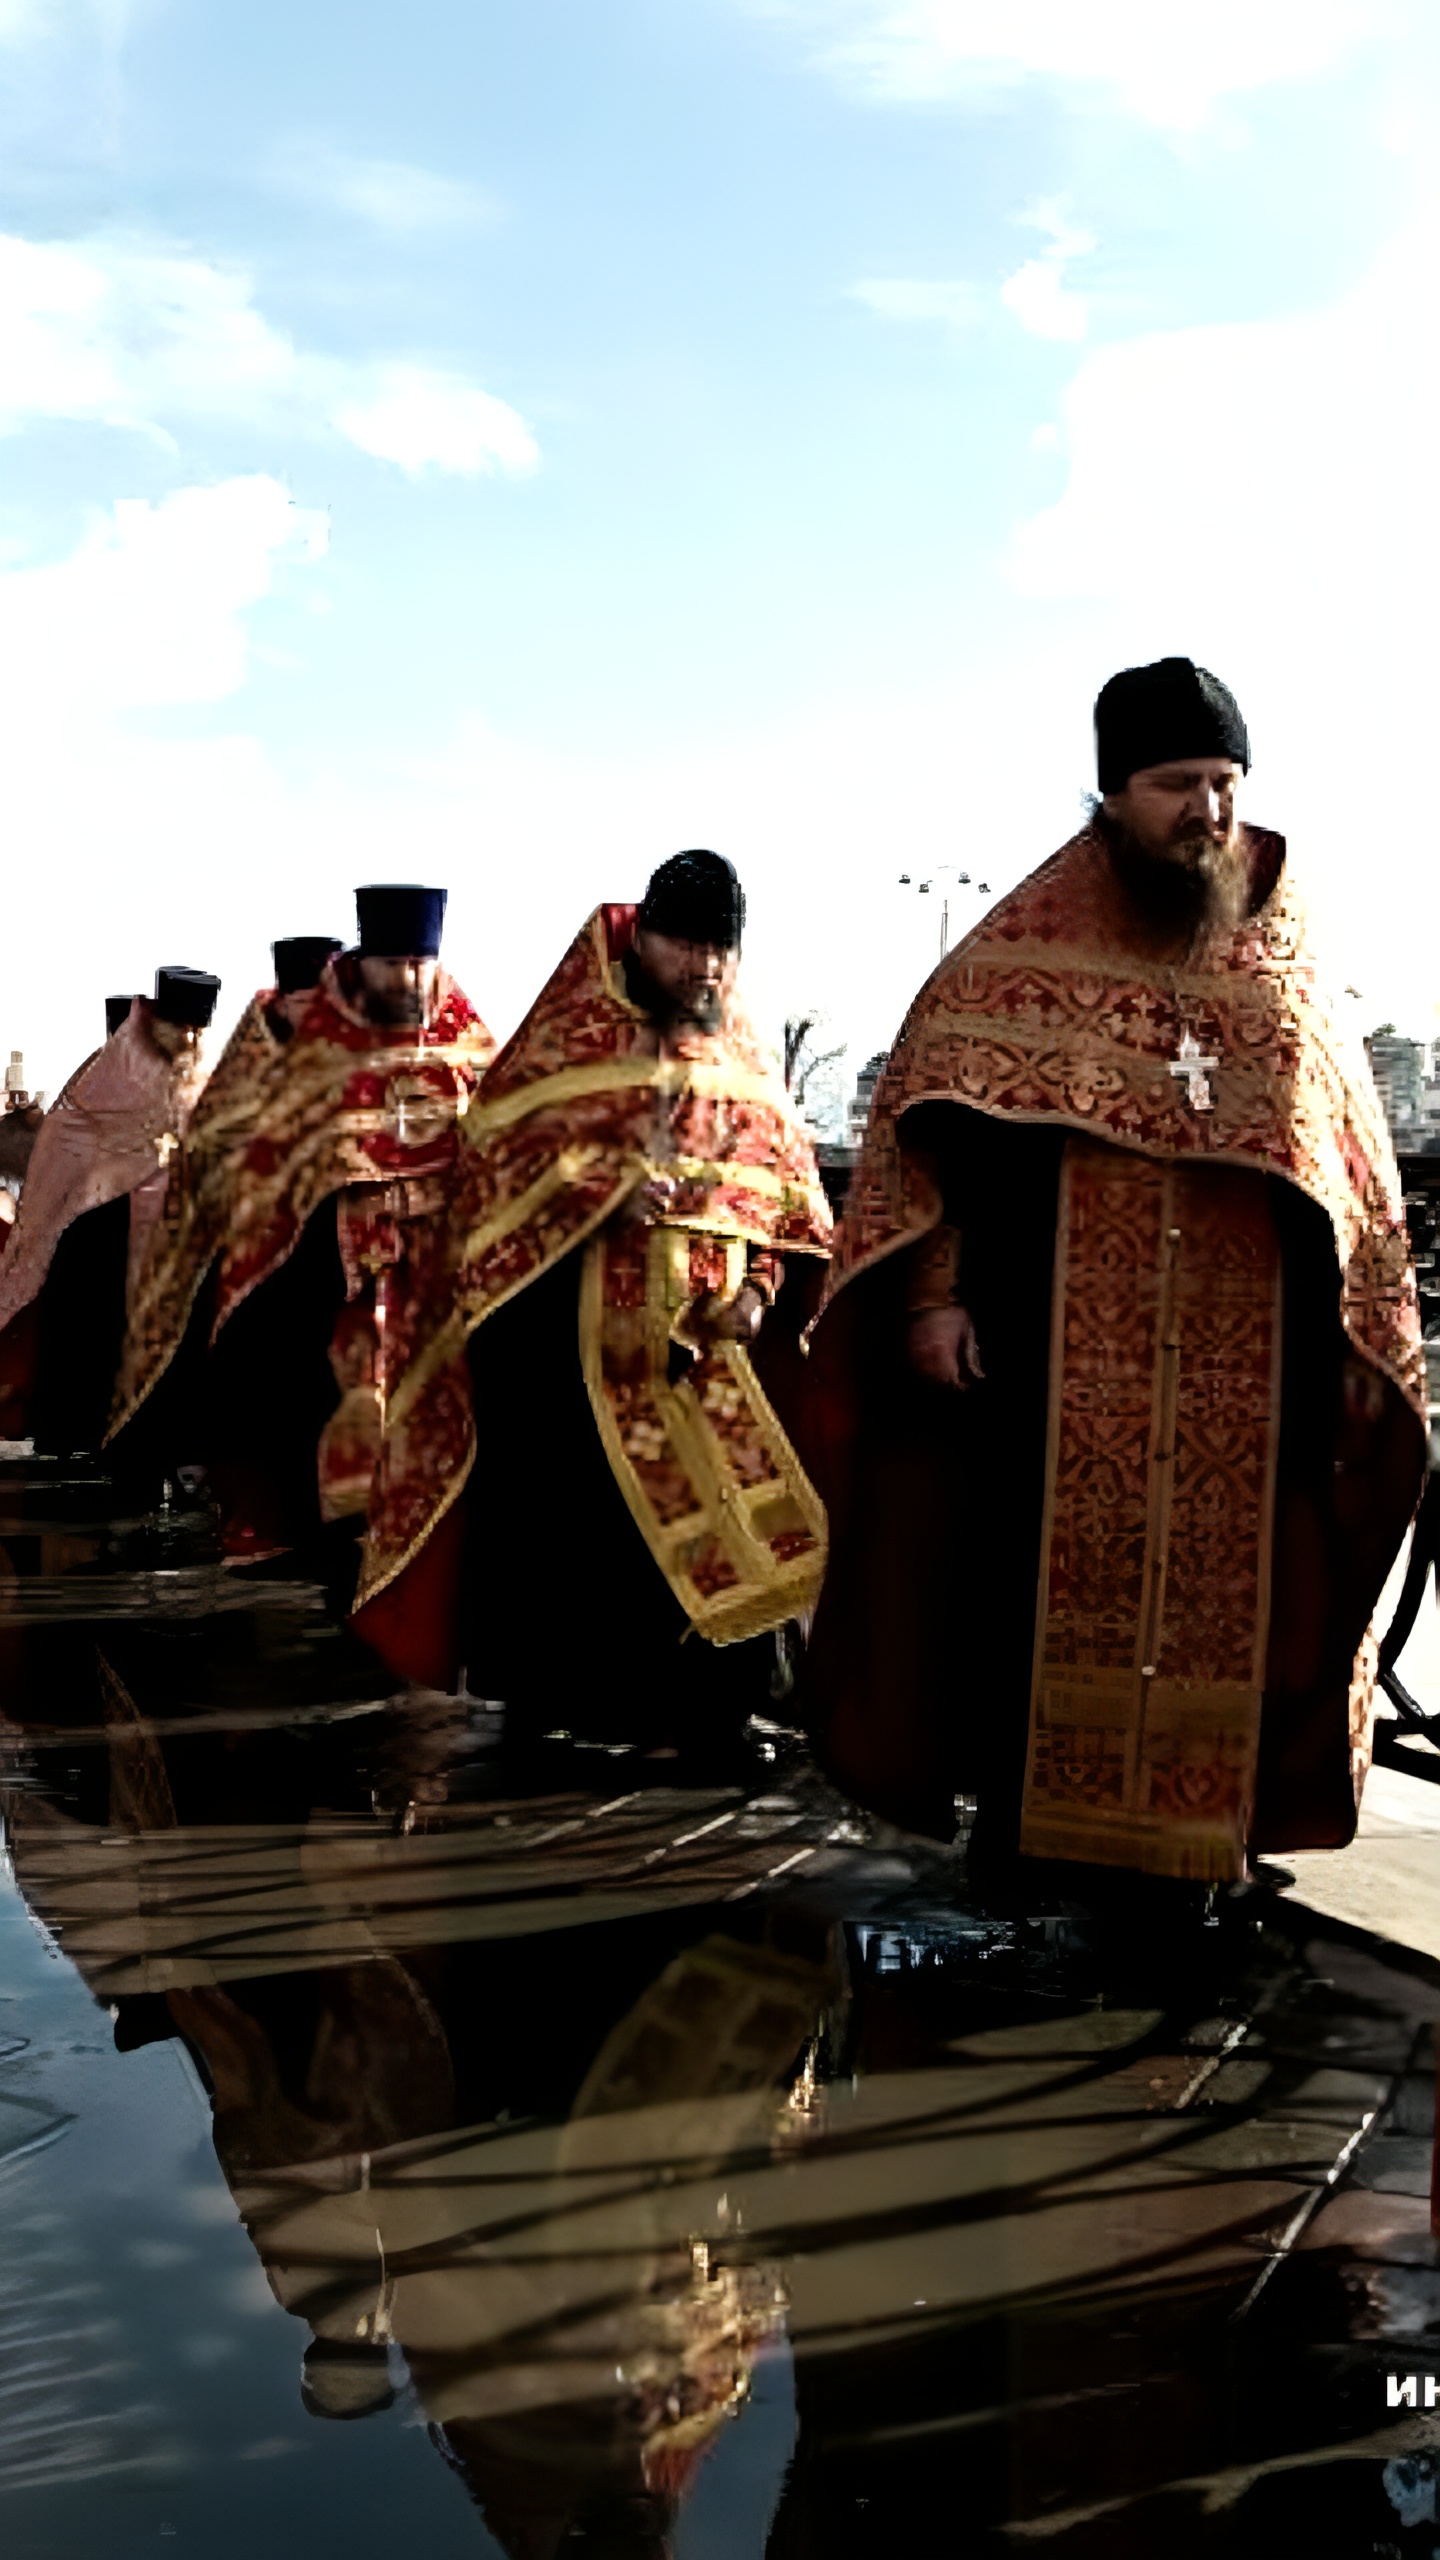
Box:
left=822, top=832, right=1423, bottom=1428
left=579, top=1227, right=827, bottom=1646
left=463, top=1055, right=793, bottom=1143
left=111, top=1112, right=404, bottom=1432
left=379, top=1150, right=646, bottom=1441
left=107, top=1015, right=488, bottom=1443
left=386, top=1145, right=827, bottom=1443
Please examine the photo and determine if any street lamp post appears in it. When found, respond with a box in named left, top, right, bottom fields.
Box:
left=896, top=864, right=991, bottom=961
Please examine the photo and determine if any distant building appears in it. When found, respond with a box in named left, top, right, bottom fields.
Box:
left=1367, top=1031, right=1425, bottom=1130
left=809, top=1049, right=893, bottom=1217
left=1, top=1049, right=46, bottom=1192
left=848, top=1051, right=888, bottom=1147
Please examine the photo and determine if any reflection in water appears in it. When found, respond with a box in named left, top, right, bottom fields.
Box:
left=179, top=1932, right=817, bottom=2554
left=2, top=1497, right=1440, bottom=2553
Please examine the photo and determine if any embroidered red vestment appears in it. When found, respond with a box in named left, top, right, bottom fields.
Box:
left=816, top=824, right=1427, bottom=1877
left=110, top=966, right=494, bottom=1537
left=355, top=906, right=833, bottom=1648
left=0, top=1004, right=205, bottom=1348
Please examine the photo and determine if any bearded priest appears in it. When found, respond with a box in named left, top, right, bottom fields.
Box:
left=0, top=967, right=219, bottom=1455
left=110, top=887, right=492, bottom=1572
left=805, top=658, right=1427, bottom=1882
left=354, top=850, right=834, bottom=1749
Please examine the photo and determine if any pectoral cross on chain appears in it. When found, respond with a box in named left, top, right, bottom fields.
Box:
left=1167, top=1027, right=1219, bottom=1113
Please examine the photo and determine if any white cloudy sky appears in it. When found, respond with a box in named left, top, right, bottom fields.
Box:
left=3, top=0, right=1438, bottom=1107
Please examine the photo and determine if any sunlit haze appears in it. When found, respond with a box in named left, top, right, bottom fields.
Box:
left=4, top=0, right=1438, bottom=1105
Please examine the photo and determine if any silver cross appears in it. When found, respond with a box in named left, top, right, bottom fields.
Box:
left=1167, top=1027, right=1219, bottom=1112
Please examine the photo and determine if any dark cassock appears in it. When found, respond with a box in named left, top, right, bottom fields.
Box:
left=96, top=936, right=344, bottom=1483
left=0, top=968, right=219, bottom=1455
left=110, top=888, right=492, bottom=1568
left=354, top=851, right=834, bottom=1745
left=805, top=660, right=1428, bottom=1878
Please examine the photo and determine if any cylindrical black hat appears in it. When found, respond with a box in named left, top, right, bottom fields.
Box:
left=105, top=995, right=139, bottom=1038
left=638, top=850, right=745, bottom=948
left=354, top=885, right=447, bottom=959
left=299, top=2338, right=396, bottom=2423
left=273, top=936, right=342, bottom=996
left=153, top=967, right=221, bottom=1030
left=1095, top=658, right=1250, bottom=794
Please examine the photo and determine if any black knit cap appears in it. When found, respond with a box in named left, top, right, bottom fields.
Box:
left=105, top=995, right=139, bottom=1038
left=354, top=885, right=447, bottom=959
left=1095, top=657, right=1250, bottom=794
left=273, top=936, right=342, bottom=996
left=153, top=967, right=220, bottom=1030
left=638, top=850, right=745, bottom=949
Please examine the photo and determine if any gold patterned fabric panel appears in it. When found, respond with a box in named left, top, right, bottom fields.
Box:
left=581, top=1224, right=826, bottom=1645
left=110, top=972, right=492, bottom=1440
left=1020, top=1143, right=1282, bottom=1881
left=823, top=825, right=1425, bottom=1428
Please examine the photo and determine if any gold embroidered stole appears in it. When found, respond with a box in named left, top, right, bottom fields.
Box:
left=1020, top=1141, right=1282, bottom=1880
left=580, top=1224, right=826, bottom=1645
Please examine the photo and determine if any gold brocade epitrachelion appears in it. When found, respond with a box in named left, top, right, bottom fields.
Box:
left=1020, top=1142, right=1282, bottom=1880
left=581, top=1225, right=827, bottom=1644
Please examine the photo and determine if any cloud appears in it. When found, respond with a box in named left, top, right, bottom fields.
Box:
left=1004, top=205, right=1440, bottom=1016
left=0, top=475, right=332, bottom=1096
left=1006, top=217, right=1436, bottom=614
left=846, top=277, right=979, bottom=325
left=0, top=460, right=1099, bottom=1110
left=0, top=231, right=539, bottom=476
left=0, top=641, right=1093, bottom=1118
left=750, top=0, right=1378, bottom=130
left=0, top=0, right=127, bottom=47
left=0, top=475, right=328, bottom=720
left=1000, top=261, right=1087, bottom=338
left=0, top=0, right=133, bottom=165
left=274, top=146, right=499, bottom=236
left=999, top=201, right=1094, bottom=341
left=334, top=367, right=538, bottom=477
left=849, top=205, right=1092, bottom=340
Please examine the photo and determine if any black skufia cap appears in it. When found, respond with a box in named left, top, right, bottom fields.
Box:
left=1095, top=657, right=1250, bottom=794
left=638, top=849, right=745, bottom=948
left=105, top=995, right=139, bottom=1038
left=300, top=2338, right=396, bottom=2423
left=272, top=936, right=342, bottom=996
left=153, top=967, right=221, bottom=1030
left=354, top=885, right=447, bottom=959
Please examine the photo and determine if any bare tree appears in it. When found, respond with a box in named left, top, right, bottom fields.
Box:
left=785, top=1013, right=846, bottom=1129
left=784, top=1014, right=815, bottom=1089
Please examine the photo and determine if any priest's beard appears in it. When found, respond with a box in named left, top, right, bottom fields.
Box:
left=622, top=949, right=725, bottom=1034
left=1098, top=812, right=1249, bottom=940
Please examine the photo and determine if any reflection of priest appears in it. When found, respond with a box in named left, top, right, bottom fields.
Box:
left=806, top=660, right=1428, bottom=1877
left=222, top=1921, right=828, bottom=2559
left=0, top=967, right=219, bottom=1454
left=354, top=852, right=834, bottom=1745
left=110, top=888, right=492, bottom=1571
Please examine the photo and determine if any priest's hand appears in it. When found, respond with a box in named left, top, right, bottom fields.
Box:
left=706, top=1281, right=766, bottom=1345
left=624, top=1172, right=680, bottom=1224
left=908, top=1303, right=984, bottom=1390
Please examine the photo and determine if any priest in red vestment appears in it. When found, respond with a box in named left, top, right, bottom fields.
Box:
left=355, top=851, right=833, bottom=1746
left=0, top=968, right=220, bottom=1454
left=111, top=888, right=492, bottom=1574
left=147, top=940, right=344, bottom=1214
left=806, top=660, right=1427, bottom=1880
